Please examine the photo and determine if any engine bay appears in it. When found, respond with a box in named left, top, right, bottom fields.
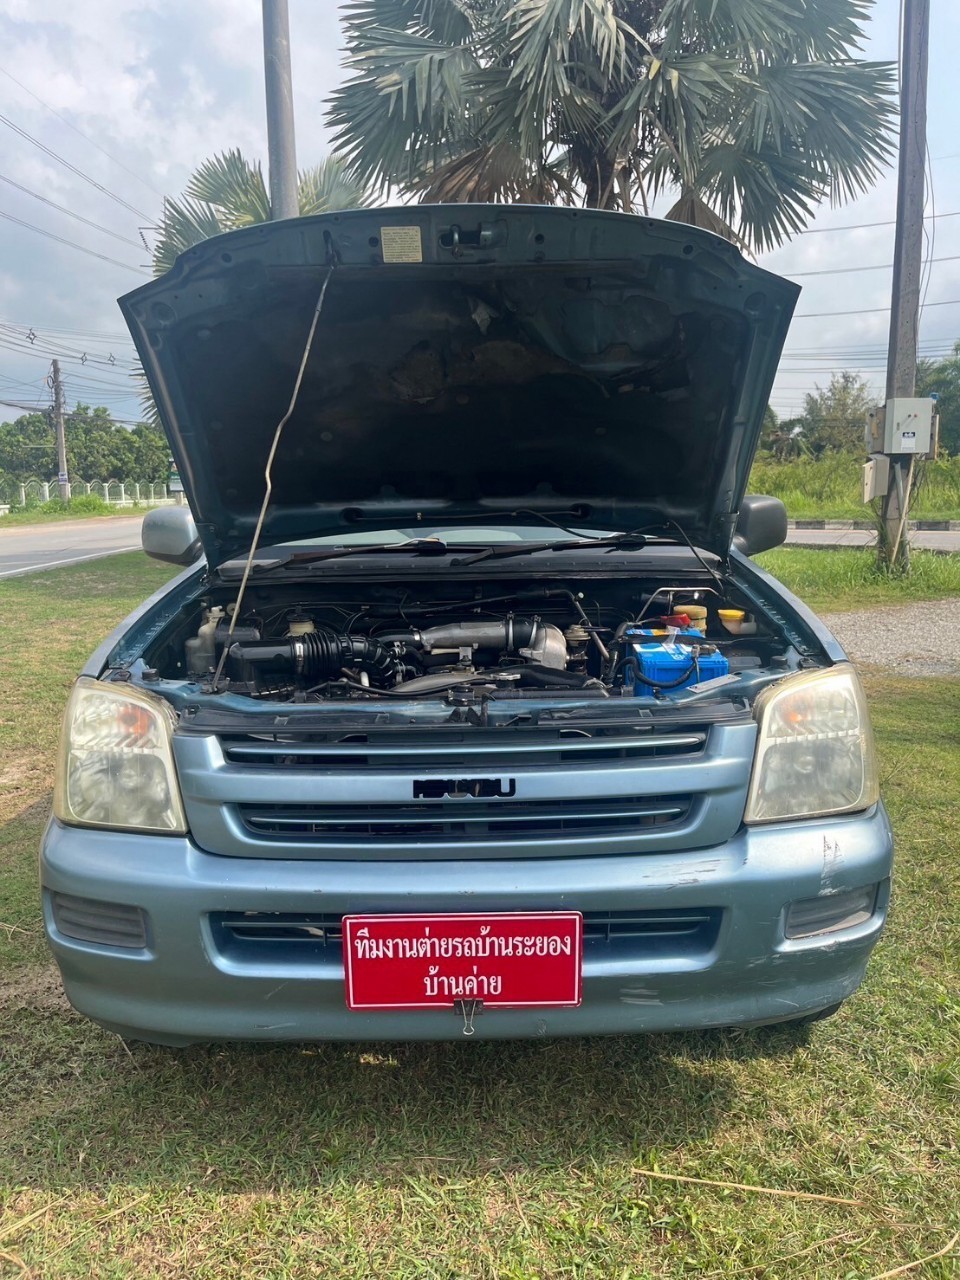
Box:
left=140, top=572, right=798, bottom=706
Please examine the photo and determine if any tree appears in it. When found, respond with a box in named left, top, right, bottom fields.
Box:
left=0, top=406, right=169, bottom=484
left=801, top=371, right=873, bottom=455
left=768, top=418, right=808, bottom=462
left=327, top=0, right=896, bottom=251
left=152, top=150, right=372, bottom=273
left=0, top=413, right=56, bottom=481
left=917, top=341, right=960, bottom=456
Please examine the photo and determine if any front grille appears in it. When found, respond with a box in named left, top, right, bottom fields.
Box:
left=219, top=728, right=708, bottom=771
left=50, top=892, right=147, bottom=949
left=175, top=710, right=755, bottom=860
left=237, top=795, right=692, bottom=843
left=209, top=908, right=723, bottom=965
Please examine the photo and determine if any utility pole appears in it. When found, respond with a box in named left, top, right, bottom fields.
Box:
left=878, top=0, right=930, bottom=571
left=261, top=0, right=299, bottom=221
left=50, top=359, right=70, bottom=501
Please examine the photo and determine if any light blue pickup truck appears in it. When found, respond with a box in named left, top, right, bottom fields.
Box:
left=41, top=205, right=891, bottom=1045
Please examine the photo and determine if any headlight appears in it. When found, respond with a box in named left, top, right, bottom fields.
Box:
left=54, top=678, right=187, bottom=834
left=744, top=665, right=878, bottom=824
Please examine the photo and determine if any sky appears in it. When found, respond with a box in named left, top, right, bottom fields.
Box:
left=0, top=0, right=958, bottom=432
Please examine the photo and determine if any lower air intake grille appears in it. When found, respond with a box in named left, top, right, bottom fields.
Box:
left=50, top=892, right=147, bottom=949
left=209, top=908, right=722, bottom=965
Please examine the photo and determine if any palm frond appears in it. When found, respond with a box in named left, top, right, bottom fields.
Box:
left=607, top=53, right=740, bottom=188
left=411, top=139, right=576, bottom=202
left=339, top=0, right=478, bottom=44
left=656, top=0, right=874, bottom=61
left=297, top=155, right=372, bottom=213
left=327, top=0, right=897, bottom=248
left=695, top=141, right=825, bottom=253
left=502, top=0, right=635, bottom=155
left=327, top=25, right=479, bottom=190
left=152, top=196, right=225, bottom=275
left=184, top=149, right=271, bottom=227
left=663, top=188, right=749, bottom=251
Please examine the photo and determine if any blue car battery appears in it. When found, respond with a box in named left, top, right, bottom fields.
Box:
left=623, top=628, right=729, bottom=697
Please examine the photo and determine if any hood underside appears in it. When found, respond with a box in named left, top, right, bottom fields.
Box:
left=122, top=205, right=799, bottom=565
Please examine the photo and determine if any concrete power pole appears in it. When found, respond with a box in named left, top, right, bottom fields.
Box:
left=879, top=0, right=930, bottom=571
left=262, top=0, right=299, bottom=221
left=50, top=359, right=70, bottom=501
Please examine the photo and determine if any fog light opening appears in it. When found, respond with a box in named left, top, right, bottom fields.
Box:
left=784, top=885, right=879, bottom=940
left=51, top=892, right=148, bottom=949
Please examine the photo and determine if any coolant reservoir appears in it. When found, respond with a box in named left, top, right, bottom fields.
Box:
left=185, top=605, right=225, bottom=677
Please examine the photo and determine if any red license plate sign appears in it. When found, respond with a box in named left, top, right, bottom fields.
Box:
left=343, top=912, right=583, bottom=1011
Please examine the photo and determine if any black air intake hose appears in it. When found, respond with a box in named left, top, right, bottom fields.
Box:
left=229, top=632, right=404, bottom=687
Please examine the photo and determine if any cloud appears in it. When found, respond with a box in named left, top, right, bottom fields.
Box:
left=0, top=0, right=957, bottom=439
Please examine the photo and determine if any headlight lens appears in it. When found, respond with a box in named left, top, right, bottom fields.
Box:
left=54, top=678, right=187, bottom=834
left=744, top=665, right=878, bottom=824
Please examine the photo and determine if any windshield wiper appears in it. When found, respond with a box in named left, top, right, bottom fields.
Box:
left=278, top=538, right=483, bottom=568
left=452, top=531, right=654, bottom=566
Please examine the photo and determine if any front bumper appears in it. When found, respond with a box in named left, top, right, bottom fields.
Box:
left=40, top=807, right=893, bottom=1044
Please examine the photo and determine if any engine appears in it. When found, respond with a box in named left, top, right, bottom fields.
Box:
left=220, top=615, right=579, bottom=696
left=162, top=581, right=775, bottom=703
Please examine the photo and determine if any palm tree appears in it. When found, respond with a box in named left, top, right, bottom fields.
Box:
left=151, top=149, right=371, bottom=274
left=327, top=0, right=896, bottom=252
left=140, top=150, right=370, bottom=424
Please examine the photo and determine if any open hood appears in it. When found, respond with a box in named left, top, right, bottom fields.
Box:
left=122, top=205, right=798, bottom=566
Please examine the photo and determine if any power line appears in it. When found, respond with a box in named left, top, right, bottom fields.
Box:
left=0, top=173, right=145, bottom=249
left=0, top=210, right=146, bottom=273
left=0, top=110, right=150, bottom=219
left=0, top=316, right=132, bottom=342
left=787, top=252, right=960, bottom=278
left=0, top=397, right=145, bottom=426
left=0, top=340, right=137, bottom=377
left=0, top=337, right=137, bottom=372
left=0, top=322, right=137, bottom=359
left=792, top=208, right=960, bottom=235
left=793, top=297, right=960, bottom=318
left=0, top=65, right=165, bottom=199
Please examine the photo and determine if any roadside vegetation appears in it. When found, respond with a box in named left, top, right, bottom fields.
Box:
left=752, top=363, right=960, bottom=520
left=756, top=546, right=960, bottom=614
left=749, top=454, right=960, bottom=522
left=0, top=495, right=154, bottom=527
left=1, top=552, right=958, bottom=1278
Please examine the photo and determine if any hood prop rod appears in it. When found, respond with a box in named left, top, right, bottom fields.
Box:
left=211, top=264, right=335, bottom=691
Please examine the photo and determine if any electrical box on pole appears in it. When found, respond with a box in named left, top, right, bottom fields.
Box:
left=865, top=399, right=939, bottom=461
left=863, top=398, right=937, bottom=507
left=882, top=397, right=938, bottom=455
left=862, top=454, right=890, bottom=503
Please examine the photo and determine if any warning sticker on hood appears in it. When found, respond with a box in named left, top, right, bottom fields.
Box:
left=380, top=226, right=423, bottom=263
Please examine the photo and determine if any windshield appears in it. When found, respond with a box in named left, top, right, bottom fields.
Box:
left=278, top=525, right=617, bottom=549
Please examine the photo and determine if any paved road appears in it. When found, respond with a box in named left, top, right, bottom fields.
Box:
left=0, top=516, right=144, bottom=578
left=785, top=527, right=960, bottom=552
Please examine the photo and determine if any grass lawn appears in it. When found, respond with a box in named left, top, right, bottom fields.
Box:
left=755, top=546, right=960, bottom=614
left=1, top=553, right=958, bottom=1279
left=748, top=455, right=960, bottom=522
left=0, top=505, right=152, bottom=528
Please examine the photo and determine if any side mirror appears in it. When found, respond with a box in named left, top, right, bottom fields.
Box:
left=142, top=505, right=202, bottom=565
left=733, top=495, right=787, bottom=556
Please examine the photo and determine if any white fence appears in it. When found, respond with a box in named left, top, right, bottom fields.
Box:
left=5, top=478, right=176, bottom=509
